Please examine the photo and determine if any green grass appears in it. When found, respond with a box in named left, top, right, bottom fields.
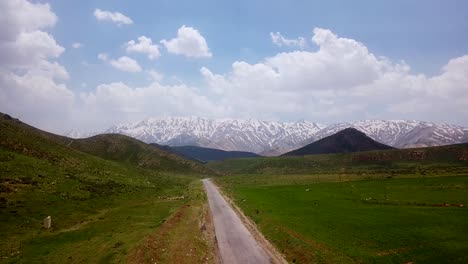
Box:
left=216, top=175, right=468, bottom=263
left=208, top=144, right=468, bottom=176
left=0, top=147, right=198, bottom=263
left=0, top=113, right=215, bottom=263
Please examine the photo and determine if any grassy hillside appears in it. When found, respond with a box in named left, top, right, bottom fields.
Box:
left=69, top=134, right=213, bottom=174
left=209, top=143, right=468, bottom=176
left=0, top=113, right=215, bottom=263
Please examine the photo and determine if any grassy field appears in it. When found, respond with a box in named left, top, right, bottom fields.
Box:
left=0, top=113, right=216, bottom=263
left=215, top=173, right=468, bottom=263
left=0, top=148, right=216, bottom=263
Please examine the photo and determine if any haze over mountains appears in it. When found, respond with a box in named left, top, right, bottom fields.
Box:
left=66, top=117, right=468, bottom=155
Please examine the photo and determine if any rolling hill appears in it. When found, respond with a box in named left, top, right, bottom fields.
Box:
left=68, top=134, right=213, bottom=173
left=0, top=113, right=212, bottom=174
left=283, top=127, right=394, bottom=156
left=0, top=112, right=215, bottom=262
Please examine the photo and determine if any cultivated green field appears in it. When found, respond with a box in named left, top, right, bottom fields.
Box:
left=212, top=146, right=468, bottom=263
left=216, top=174, right=468, bottom=263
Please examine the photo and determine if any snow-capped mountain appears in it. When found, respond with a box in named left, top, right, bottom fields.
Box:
left=104, top=117, right=326, bottom=154
left=65, top=118, right=468, bottom=155
left=310, top=120, right=468, bottom=149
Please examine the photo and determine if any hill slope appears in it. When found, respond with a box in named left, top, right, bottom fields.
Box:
left=0, top=113, right=214, bottom=262
left=283, top=128, right=394, bottom=156
left=0, top=113, right=212, bottom=174
left=69, top=134, right=212, bottom=174
left=170, top=145, right=260, bottom=162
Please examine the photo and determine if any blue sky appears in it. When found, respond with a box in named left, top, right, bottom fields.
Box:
left=51, top=0, right=468, bottom=86
left=1, top=0, right=468, bottom=132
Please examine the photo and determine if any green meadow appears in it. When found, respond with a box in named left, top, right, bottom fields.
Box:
left=212, top=146, right=468, bottom=263
left=215, top=174, right=468, bottom=263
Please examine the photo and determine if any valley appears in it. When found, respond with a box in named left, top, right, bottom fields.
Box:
left=2, top=112, right=468, bottom=263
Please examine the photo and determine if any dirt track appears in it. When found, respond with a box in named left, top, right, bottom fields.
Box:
left=203, top=179, right=272, bottom=264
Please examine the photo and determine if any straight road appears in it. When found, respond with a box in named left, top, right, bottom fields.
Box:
left=202, top=179, right=272, bottom=264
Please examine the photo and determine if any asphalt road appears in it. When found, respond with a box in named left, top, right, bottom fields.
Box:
left=203, top=179, right=272, bottom=264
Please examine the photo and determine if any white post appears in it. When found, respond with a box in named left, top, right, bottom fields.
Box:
left=43, top=216, right=51, bottom=229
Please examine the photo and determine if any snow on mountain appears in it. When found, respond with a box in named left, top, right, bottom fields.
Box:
left=309, top=120, right=468, bottom=149
left=65, top=118, right=468, bottom=155
left=104, top=117, right=325, bottom=154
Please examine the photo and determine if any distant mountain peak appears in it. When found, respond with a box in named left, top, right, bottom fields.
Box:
left=99, top=117, right=326, bottom=154
left=64, top=117, right=468, bottom=155
left=283, top=127, right=394, bottom=156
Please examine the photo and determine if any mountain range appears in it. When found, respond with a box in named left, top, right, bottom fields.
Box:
left=66, top=117, right=468, bottom=155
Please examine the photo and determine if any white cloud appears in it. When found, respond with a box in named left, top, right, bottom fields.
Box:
left=125, top=36, right=160, bottom=60
left=0, top=30, right=65, bottom=69
left=97, top=53, right=108, bottom=61
left=270, top=32, right=306, bottom=49
left=147, top=70, right=164, bottom=82
left=2, top=8, right=468, bottom=134
left=77, top=80, right=227, bottom=129
left=109, top=56, right=142, bottom=72
left=0, top=0, right=74, bottom=132
left=201, top=28, right=468, bottom=125
left=72, top=42, right=83, bottom=49
left=0, top=0, right=57, bottom=41
left=93, top=9, right=133, bottom=26
left=161, top=25, right=212, bottom=58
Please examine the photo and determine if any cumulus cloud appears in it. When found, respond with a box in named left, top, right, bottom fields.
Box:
left=201, top=28, right=468, bottom=125
left=125, top=36, right=160, bottom=60
left=0, top=0, right=57, bottom=41
left=77, top=80, right=227, bottom=129
left=109, top=56, right=142, bottom=72
left=161, top=25, right=212, bottom=58
left=2, top=6, right=468, bottom=134
left=0, top=0, right=74, bottom=132
left=72, top=42, right=83, bottom=49
left=94, top=8, right=133, bottom=26
left=270, top=32, right=306, bottom=49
